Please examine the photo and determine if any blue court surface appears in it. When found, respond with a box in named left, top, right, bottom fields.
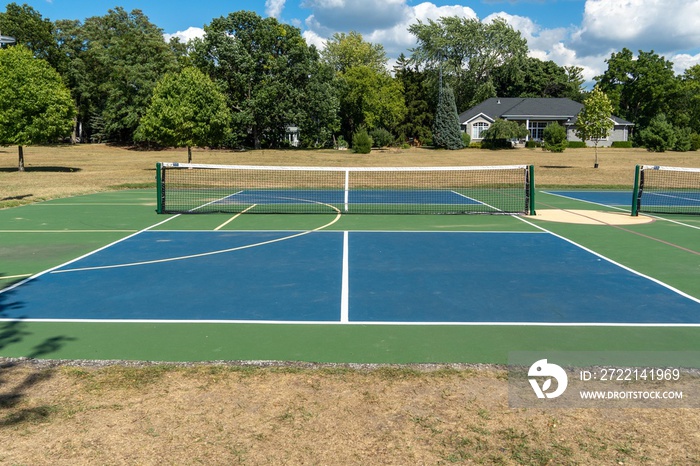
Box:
left=4, top=229, right=700, bottom=324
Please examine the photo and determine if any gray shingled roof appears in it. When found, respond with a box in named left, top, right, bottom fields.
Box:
left=459, top=97, right=633, bottom=125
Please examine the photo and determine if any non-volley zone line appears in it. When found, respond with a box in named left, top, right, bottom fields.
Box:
left=3, top=230, right=699, bottom=325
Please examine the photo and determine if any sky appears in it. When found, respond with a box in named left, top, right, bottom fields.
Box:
left=10, top=0, right=700, bottom=85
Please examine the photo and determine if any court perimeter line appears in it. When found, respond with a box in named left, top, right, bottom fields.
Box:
left=340, top=231, right=349, bottom=323
left=0, top=230, right=139, bottom=233
left=515, top=215, right=700, bottom=305
left=1, top=318, right=699, bottom=327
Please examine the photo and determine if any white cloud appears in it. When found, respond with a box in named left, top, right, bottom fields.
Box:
left=163, top=27, right=205, bottom=43
left=572, top=0, right=700, bottom=57
left=303, top=1, right=477, bottom=56
left=672, top=52, right=700, bottom=75
left=266, top=0, right=286, bottom=19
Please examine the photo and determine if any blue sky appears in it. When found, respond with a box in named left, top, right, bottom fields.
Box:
left=10, top=0, right=700, bottom=83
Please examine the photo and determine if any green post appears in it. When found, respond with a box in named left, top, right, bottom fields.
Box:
left=155, top=162, right=163, bottom=214
left=631, top=165, right=641, bottom=217
left=528, top=164, right=536, bottom=215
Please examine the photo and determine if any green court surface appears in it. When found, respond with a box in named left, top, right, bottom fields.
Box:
left=1, top=189, right=699, bottom=363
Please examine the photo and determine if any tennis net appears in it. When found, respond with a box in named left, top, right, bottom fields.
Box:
left=632, top=165, right=700, bottom=216
left=156, top=163, right=535, bottom=215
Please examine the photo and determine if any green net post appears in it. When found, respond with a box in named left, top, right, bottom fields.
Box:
left=528, top=165, right=536, bottom=215
left=156, top=162, right=163, bottom=214
left=631, top=165, right=641, bottom=216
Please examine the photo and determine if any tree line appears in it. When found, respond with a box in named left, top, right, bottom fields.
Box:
left=1, top=3, right=699, bottom=155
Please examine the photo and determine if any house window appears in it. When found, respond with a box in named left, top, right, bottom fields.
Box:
left=472, top=122, right=489, bottom=139
left=529, top=121, right=549, bottom=141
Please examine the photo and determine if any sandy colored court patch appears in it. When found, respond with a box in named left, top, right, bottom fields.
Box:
left=535, top=209, right=656, bottom=225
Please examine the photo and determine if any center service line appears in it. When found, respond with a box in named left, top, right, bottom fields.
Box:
left=340, top=230, right=349, bottom=323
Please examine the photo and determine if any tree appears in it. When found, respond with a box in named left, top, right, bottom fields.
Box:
left=0, top=46, right=75, bottom=171
left=432, top=84, right=462, bottom=149
left=192, top=11, right=337, bottom=149
left=542, top=123, right=568, bottom=152
left=321, top=31, right=387, bottom=74
left=493, top=57, right=584, bottom=100
left=79, top=8, right=177, bottom=143
left=135, top=68, right=232, bottom=162
left=595, top=49, right=680, bottom=129
left=0, top=3, right=60, bottom=67
left=394, top=54, right=433, bottom=145
left=338, top=65, right=406, bottom=141
left=409, top=16, right=528, bottom=110
left=574, top=88, right=614, bottom=167
left=481, top=119, right=528, bottom=149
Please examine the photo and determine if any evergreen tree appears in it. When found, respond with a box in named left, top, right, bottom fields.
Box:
left=432, top=84, right=463, bottom=149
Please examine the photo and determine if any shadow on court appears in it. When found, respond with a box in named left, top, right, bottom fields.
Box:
left=0, top=277, right=76, bottom=427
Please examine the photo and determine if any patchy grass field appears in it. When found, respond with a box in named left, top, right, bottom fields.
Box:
left=2, top=144, right=700, bottom=465
left=1, top=360, right=699, bottom=465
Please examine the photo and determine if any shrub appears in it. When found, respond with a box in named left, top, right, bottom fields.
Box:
left=461, top=132, right=471, bottom=148
left=336, top=135, right=348, bottom=150
left=611, top=141, right=633, bottom=148
left=690, top=133, right=700, bottom=151
left=638, top=114, right=676, bottom=152
left=525, top=140, right=540, bottom=149
left=469, top=142, right=482, bottom=149
left=352, top=128, right=373, bottom=154
left=542, top=124, right=568, bottom=152
left=673, top=127, right=693, bottom=152
left=567, top=141, right=587, bottom=148
left=370, top=128, right=393, bottom=148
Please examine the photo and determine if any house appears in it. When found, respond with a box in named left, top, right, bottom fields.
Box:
left=459, top=97, right=634, bottom=147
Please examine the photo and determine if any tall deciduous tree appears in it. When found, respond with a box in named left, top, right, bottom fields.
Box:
left=80, top=8, right=177, bottom=143
left=192, top=11, right=338, bottom=149
left=409, top=16, right=528, bottom=111
left=321, top=31, right=387, bottom=74
left=595, top=48, right=680, bottom=129
left=574, top=88, right=614, bottom=168
left=0, top=3, right=60, bottom=67
left=321, top=31, right=404, bottom=141
left=0, top=46, right=75, bottom=171
left=135, top=68, right=232, bottom=162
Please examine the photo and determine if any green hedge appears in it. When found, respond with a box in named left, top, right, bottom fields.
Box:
left=567, top=141, right=587, bottom=148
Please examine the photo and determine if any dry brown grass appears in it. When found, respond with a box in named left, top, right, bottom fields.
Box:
left=2, top=144, right=700, bottom=465
left=1, top=361, right=699, bottom=466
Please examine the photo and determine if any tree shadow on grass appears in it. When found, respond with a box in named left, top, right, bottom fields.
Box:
left=0, top=166, right=82, bottom=173
left=0, top=277, right=77, bottom=427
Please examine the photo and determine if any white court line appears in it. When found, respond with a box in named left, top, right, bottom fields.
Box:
left=0, top=230, right=138, bottom=233
left=340, top=231, right=349, bottom=323
left=214, top=204, right=257, bottom=231
left=0, top=214, right=182, bottom=295
left=52, top=205, right=342, bottom=274
left=514, top=214, right=700, bottom=305
left=0, top=273, right=33, bottom=280
left=0, top=318, right=698, bottom=327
